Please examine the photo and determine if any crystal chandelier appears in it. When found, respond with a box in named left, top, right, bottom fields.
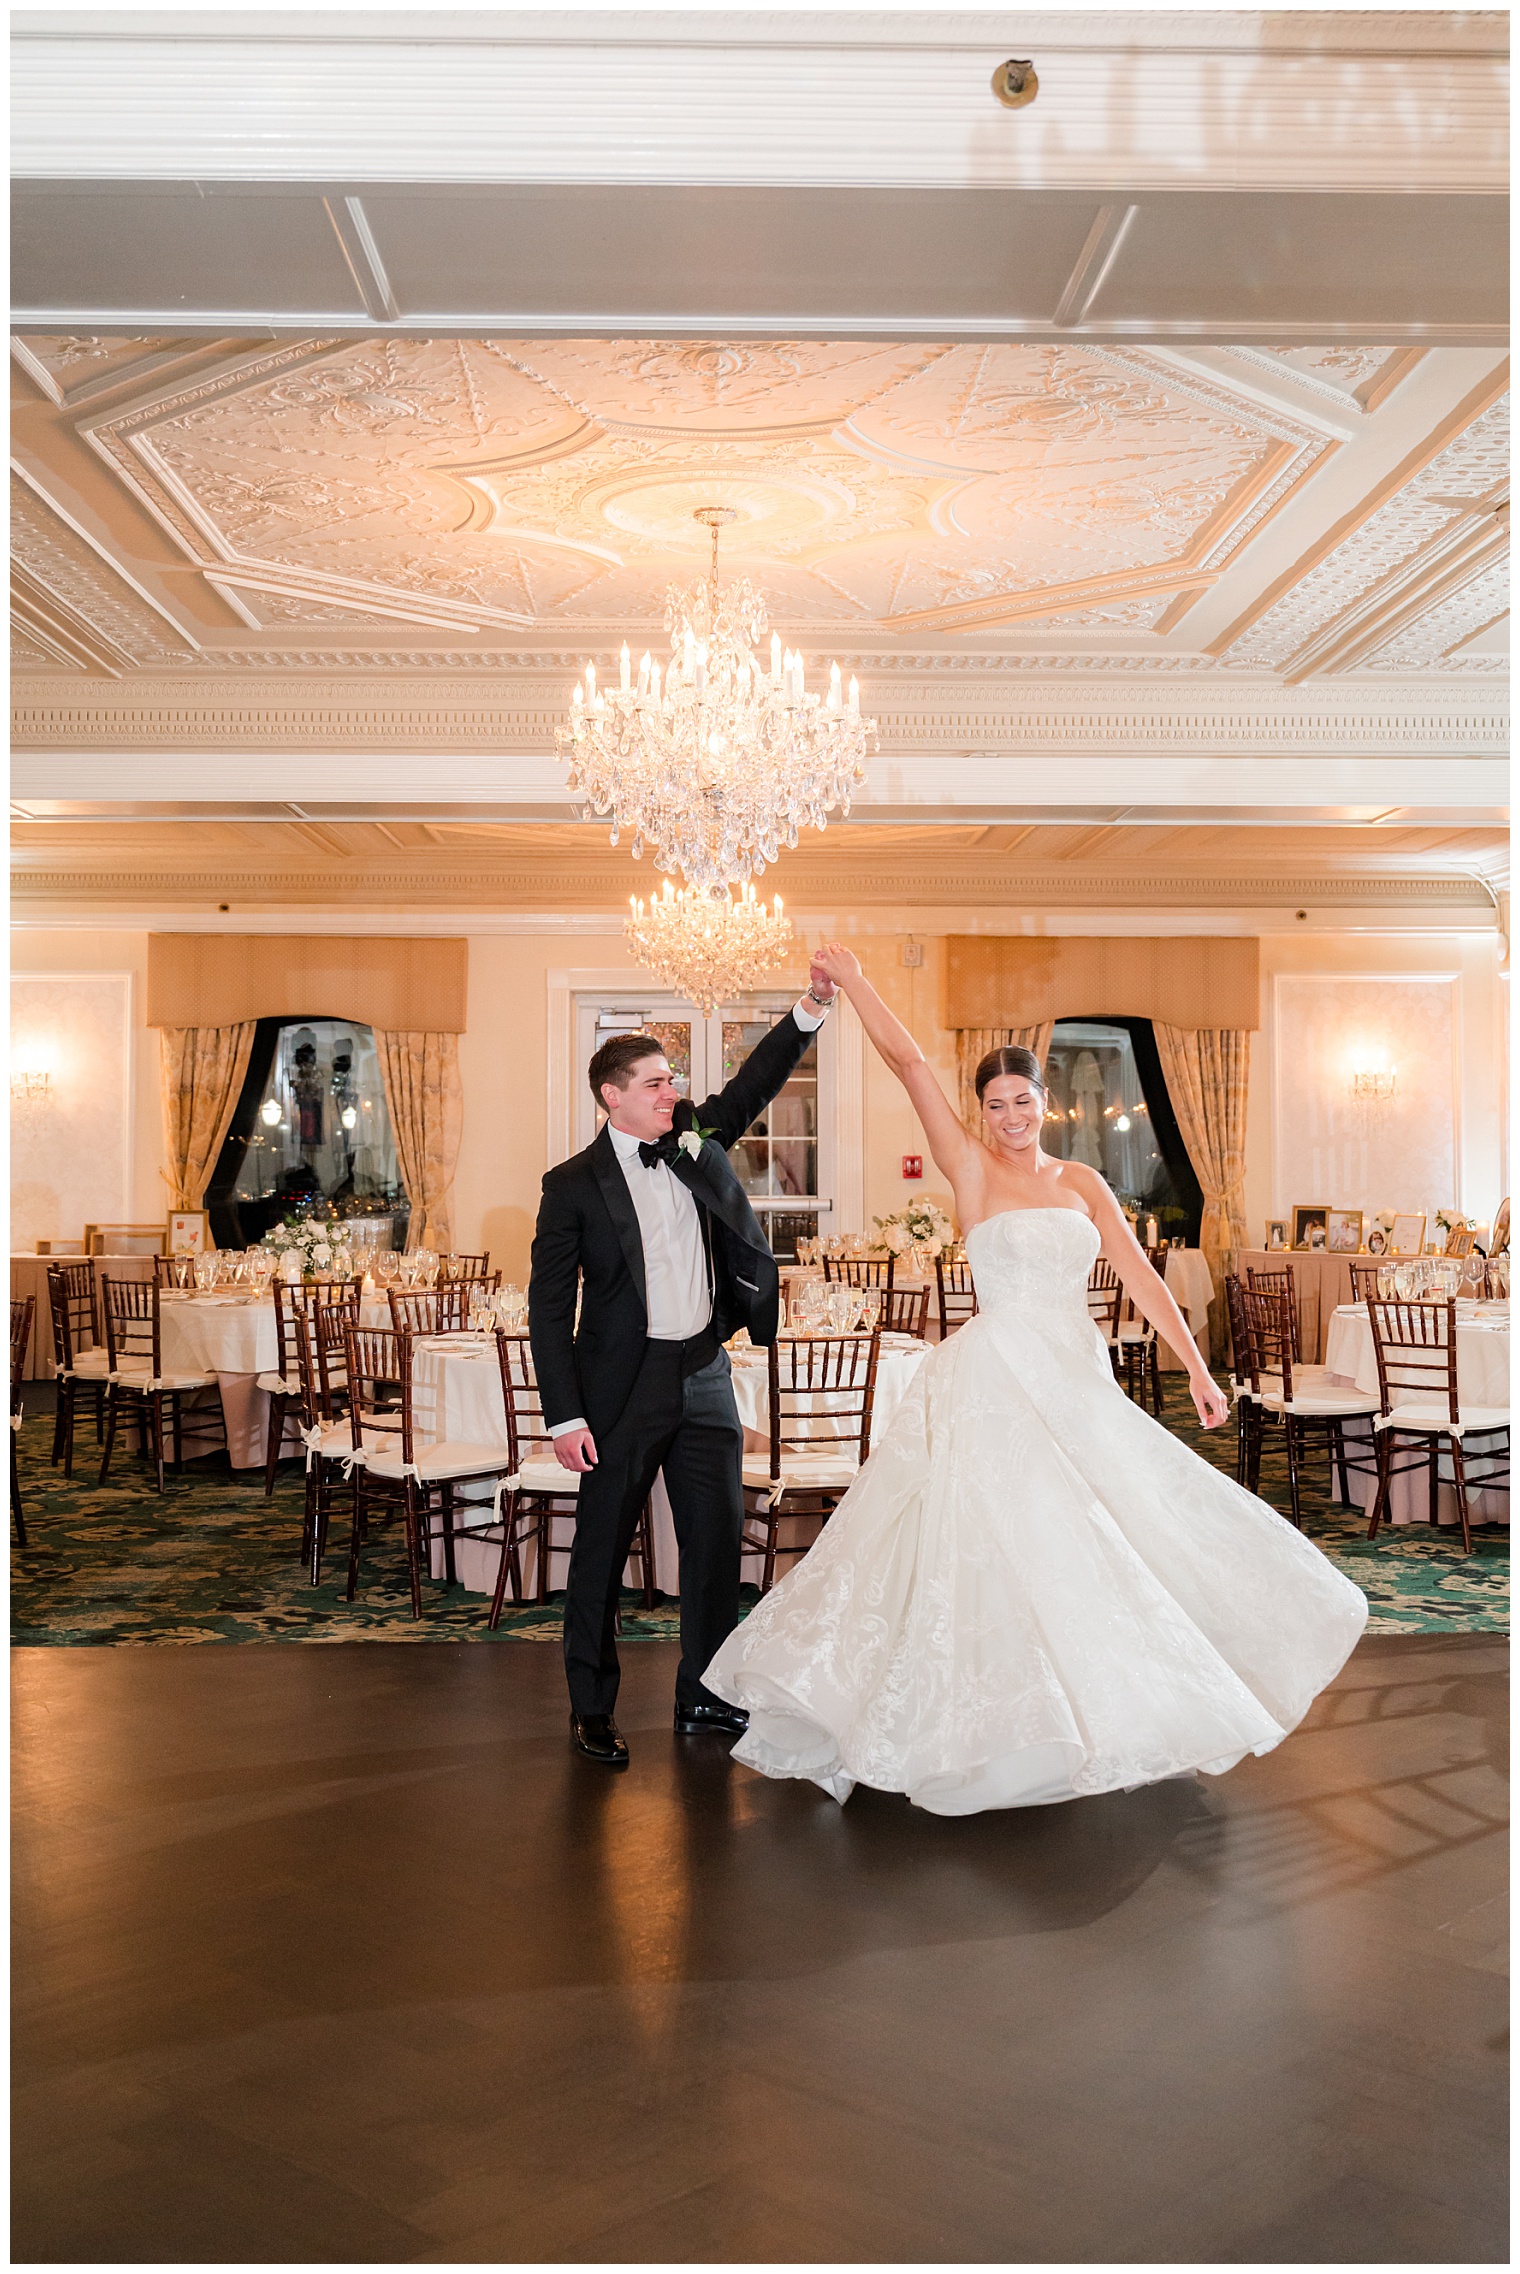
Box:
left=559, top=506, right=878, bottom=892
left=625, top=879, right=794, bottom=1017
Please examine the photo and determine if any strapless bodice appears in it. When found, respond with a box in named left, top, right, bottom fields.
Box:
left=964, top=1208, right=1101, bottom=1326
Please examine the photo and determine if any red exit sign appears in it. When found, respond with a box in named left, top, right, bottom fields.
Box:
left=902, top=1154, right=923, bottom=1180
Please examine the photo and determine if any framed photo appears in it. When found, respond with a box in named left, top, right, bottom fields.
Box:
left=1291, top=1205, right=1330, bottom=1253
left=1366, top=1227, right=1387, bottom=1257
left=1490, top=1197, right=1510, bottom=1257
left=1388, top=1212, right=1426, bottom=1258
left=1326, top=1209, right=1364, bottom=1254
left=166, top=1209, right=210, bottom=1255
left=1265, top=1219, right=1288, bottom=1252
left=1443, top=1223, right=1477, bottom=1258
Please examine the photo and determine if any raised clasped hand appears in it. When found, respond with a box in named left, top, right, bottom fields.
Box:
left=812, top=941, right=861, bottom=987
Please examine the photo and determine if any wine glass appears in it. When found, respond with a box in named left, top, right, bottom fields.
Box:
left=193, top=1252, right=218, bottom=1294
left=856, top=1289, right=881, bottom=1334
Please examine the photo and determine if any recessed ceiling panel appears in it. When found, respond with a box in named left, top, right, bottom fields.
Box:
left=362, top=186, right=1101, bottom=323
left=1090, top=193, right=1508, bottom=330
left=12, top=185, right=367, bottom=316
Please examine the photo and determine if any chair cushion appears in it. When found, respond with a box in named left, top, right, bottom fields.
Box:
left=515, top=1452, right=583, bottom=1494
left=365, top=1439, right=517, bottom=1483
left=1376, top=1401, right=1510, bottom=1438
left=743, top=1450, right=861, bottom=1494
left=114, top=1367, right=220, bottom=1393
left=62, top=1349, right=112, bottom=1379
left=1259, top=1386, right=1380, bottom=1417
left=1116, top=1324, right=1155, bottom=1344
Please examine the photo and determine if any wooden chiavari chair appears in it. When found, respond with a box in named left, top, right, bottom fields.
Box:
left=12, top=1295, right=34, bottom=1545
left=387, top=1286, right=471, bottom=1337
left=1245, top=1264, right=1302, bottom=1360
left=1365, top=1299, right=1508, bottom=1555
left=342, top=1325, right=518, bottom=1619
left=741, top=1330, right=880, bottom=1594
left=1235, top=1285, right=1378, bottom=1528
left=1347, top=1260, right=1383, bottom=1304
left=440, top=1252, right=491, bottom=1280
left=1085, top=1257, right=1123, bottom=1379
left=491, top=1334, right=656, bottom=1622
left=99, top=1276, right=224, bottom=1493
left=821, top=1254, right=894, bottom=1289
left=881, top=1284, right=930, bottom=1339
left=259, top=1276, right=360, bottom=1496
left=934, top=1252, right=978, bottom=1338
left=46, top=1262, right=111, bottom=1477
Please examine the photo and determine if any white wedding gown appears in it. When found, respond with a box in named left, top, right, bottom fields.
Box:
left=704, top=1209, right=1367, bottom=1816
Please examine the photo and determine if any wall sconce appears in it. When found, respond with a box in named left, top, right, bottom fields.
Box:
left=260, top=1097, right=282, bottom=1126
left=1350, top=1066, right=1396, bottom=1134
left=11, top=1067, right=52, bottom=1106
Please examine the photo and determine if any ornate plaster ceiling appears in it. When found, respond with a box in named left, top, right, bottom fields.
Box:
left=10, top=330, right=1508, bottom=681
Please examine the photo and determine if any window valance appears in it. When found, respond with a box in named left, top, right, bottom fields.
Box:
left=146, top=935, right=469, bottom=1033
left=944, top=936, right=1260, bottom=1033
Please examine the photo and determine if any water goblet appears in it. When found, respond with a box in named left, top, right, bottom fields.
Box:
left=856, top=1289, right=881, bottom=1334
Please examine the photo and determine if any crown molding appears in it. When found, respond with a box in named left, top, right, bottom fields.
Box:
left=12, top=28, right=1505, bottom=191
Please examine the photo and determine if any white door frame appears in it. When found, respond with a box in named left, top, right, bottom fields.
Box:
left=546, top=964, right=863, bottom=1231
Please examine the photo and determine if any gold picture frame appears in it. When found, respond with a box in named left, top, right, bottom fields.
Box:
left=1264, top=1219, right=1289, bottom=1252
left=1388, top=1212, right=1427, bottom=1258
left=1326, top=1208, right=1364, bottom=1255
left=1488, top=1197, right=1509, bottom=1256
left=1291, top=1204, right=1330, bottom=1253
left=166, top=1209, right=211, bottom=1256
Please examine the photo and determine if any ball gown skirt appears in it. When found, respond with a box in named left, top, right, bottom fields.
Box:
left=704, top=1209, right=1368, bottom=1817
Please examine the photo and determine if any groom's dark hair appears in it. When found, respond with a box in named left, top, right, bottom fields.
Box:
left=588, top=1032, right=666, bottom=1110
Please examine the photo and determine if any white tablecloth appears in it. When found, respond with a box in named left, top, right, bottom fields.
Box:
left=152, top=1293, right=286, bottom=1471
left=1321, top=1302, right=1509, bottom=1528
left=404, top=1339, right=728, bottom=1597
left=729, top=1335, right=931, bottom=1444
left=1157, top=1250, right=1214, bottom=1371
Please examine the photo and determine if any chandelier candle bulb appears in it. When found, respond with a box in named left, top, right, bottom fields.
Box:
left=620, top=643, right=630, bottom=693
left=557, top=505, right=878, bottom=892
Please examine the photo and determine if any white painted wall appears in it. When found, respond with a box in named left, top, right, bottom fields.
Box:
left=13, top=920, right=1506, bottom=1274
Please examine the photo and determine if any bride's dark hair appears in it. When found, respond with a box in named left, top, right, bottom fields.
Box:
left=974, top=1044, right=1046, bottom=1102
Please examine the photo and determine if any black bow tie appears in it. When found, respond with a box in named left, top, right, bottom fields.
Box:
left=637, top=1132, right=680, bottom=1170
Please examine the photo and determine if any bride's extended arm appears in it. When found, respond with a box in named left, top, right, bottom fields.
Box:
left=1065, top=1164, right=1230, bottom=1429
left=812, top=943, right=979, bottom=1187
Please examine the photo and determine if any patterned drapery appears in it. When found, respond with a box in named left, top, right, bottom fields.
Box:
left=1153, top=1025, right=1251, bottom=1339
left=376, top=1031, right=463, bottom=1252
left=955, top=1024, right=1057, bottom=1133
left=159, top=1023, right=258, bottom=1212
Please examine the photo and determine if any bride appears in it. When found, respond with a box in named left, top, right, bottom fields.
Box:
left=704, top=945, right=1367, bottom=1816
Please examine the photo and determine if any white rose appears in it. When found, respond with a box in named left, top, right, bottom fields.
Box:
left=885, top=1225, right=908, bottom=1254
left=678, top=1130, right=703, bottom=1160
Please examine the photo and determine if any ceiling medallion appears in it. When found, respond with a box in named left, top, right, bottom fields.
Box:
left=558, top=505, right=878, bottom=894
left=625, top=879, right=794, bottom=1019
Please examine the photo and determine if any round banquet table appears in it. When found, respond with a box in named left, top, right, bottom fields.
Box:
left=1155, top=1249, right=1214, bottom=1370
left=405, top=1335, right=933, bottom=1600
left=157, top=1292, right=288, bottom=1470
left=1321, top=1301, right=1510, bottom=1528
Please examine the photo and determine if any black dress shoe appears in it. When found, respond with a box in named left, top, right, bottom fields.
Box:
left=571, top=1712, right=629, bottom=1767
left=673, top=1700, right=749, bottom=1737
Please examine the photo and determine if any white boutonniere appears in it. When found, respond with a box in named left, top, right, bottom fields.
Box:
left=678, top=1130, right=704, bottom=1161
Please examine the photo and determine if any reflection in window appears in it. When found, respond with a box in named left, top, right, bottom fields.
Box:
left=1043, top=1020, right=1202, bottom=1243
left=208, top=1019, right=409, bottom=1248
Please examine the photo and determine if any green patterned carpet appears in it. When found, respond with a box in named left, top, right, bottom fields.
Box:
left=9, top=1397, right=1507, bottom=1647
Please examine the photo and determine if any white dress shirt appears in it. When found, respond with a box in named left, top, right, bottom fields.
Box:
left=549, top=996, right=829, bottom=1437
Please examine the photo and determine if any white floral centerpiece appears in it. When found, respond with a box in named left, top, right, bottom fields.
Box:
left=872, top=1201, right=957, bottom=1261
left=1435, top=1208, right=1473, bottom=1240
left=263, top=1214, right=354, bottom=1281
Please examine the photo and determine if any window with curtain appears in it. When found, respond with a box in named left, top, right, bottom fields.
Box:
left=205, top=1018, right=409, bottom=1249
left=1042, top=1019, right=1203, bottom=1244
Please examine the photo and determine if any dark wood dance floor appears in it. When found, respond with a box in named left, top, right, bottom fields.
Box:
left=12, top=1633, right=1508, bottom=2264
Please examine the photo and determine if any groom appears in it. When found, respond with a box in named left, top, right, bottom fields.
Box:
left=528, top=961, right=836, bottom=1767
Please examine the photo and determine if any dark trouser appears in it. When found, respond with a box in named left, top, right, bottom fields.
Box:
left=563, top=1342, right=744, bottom=1718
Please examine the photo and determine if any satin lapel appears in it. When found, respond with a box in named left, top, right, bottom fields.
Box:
left=589, top=1127, right=648, bottom=1312
left=670, top=1143, right=765, bottom=1251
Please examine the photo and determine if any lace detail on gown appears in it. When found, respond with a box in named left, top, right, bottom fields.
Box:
left=704, top=1208, right=1367, bottom=1816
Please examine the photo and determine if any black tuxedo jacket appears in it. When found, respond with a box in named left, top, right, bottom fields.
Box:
left=528, top=1012, right=815, bottom=1440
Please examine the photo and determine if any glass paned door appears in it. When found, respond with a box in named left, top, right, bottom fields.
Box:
left=573, top=993, right=831, bottom=1259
